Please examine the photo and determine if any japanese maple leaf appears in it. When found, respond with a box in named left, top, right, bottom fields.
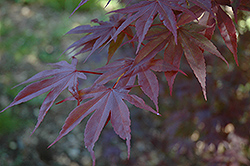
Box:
left=70, top=0, right=113, bottom=17
left=237, top=0, right=250, bottom=11
left=93, top=58, right=183, bottom=111
left=163, top=36, right=183, bottom=95
left=138, top=23, right=227, bottom=99
left=188, top=0, right=213, bottom=16
left=215, top=0, right=250, bottom=18
left=1, top=57, right=87, bottom=134
left=177, top=23, right=228, bottom=99
left=70, top=0, right=88, bottom=17
left=115, top=22, right=226, bottom=100
left=216, top=5, right=238, bottom=65
left=176, top=5, right=205, bottom=27
left=193, top=2, right=238, bottom=65
left=64, top=14, right=127, bottom=61
left=48, top=85, right=159, bottom=166
left=198, top=11, right=216, bottom=40
left=110, top=0, right=196, bottom=51
left=179, top=3, right=238, bottom=66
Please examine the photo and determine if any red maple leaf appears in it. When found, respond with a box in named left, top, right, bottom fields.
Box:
left=109, top=0, right=196, bottom=51
left=177, top=23, right=228, bottom=99
left=1, top=1, right=247, bottom=165
left=1, top=57, right=87, bottom=134
left=130, top=23, right=227, bottom=99
left=216, top=5, right=238, bottom=65
left=93, top=58, right=183, bottom=111
left=70, top=0, right=88, bottom=17
left=188, top=0, right=213, bottom=15
left=179, top=2, right=238, bottom=66
left=192, top=2, right=239, bottom=65
left=215, top=0, right=250, bottom=19
left=48, top=85, right=159, bottom=166
left=64, top=14, right=130, bottom=62
left=163, top=36, right=183, bottom=95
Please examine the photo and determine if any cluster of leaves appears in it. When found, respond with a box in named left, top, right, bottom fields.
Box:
left=1, top=0, right=250, bottom=165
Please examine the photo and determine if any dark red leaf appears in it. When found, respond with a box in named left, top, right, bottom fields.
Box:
left=137, top=66, right=159, bottom=111
left=65, top=14, right=125, bottom=61
left=132, top=31, right=171, bottom=68
left=70, top=0, right=88, bottom=17
left=238, top=0, right=250, bottom=11
left=180, top=23, right=228, bottom=65
left=177, top=5, right=204, bottom=26
left=179, top=31, right=207, bottom=100
left=163, top=36, right=183, bottom=95
left=93, top=57, right=181, bottom=111
left=216, top=6, right=238, bottom=65
left=1, top=58, right=87, bottom=134
left=198, top=11, right=216, bottom=40
left=48, top=86, right=158, bottom=165
left=188, top=0, right=214, bottom=16
left=110, top=0, right=196, bottom=50
left=93, top=58, right=134, bottom=86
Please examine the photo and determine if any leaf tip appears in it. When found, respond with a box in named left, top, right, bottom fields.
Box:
left=47, top=140, right=57, bottom=149
left=30, top=126, right=38, bottom=137
left=235, top=57, right=239, bottom=66
left=126, top=136, right=131, bottom=159
left=86, top=145, right=96, bottom=166
left=156, top=112, right=161, bottom=116
left=0, top=107, right=8, bottom=114
left=202, top=88, right=207, bottom=101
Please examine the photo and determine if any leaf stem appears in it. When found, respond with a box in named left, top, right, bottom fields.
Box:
left=78, top=70, right=103, bottom=75
left=112, top=72, right=125, bottom=89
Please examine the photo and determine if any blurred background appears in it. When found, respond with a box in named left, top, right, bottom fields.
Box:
left=0, top=0, right=250, bottom=166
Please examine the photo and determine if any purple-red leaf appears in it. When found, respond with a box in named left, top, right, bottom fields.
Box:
left=182, top=26, right=228, bottom=66
left=238, top=0, right=250, bottom=11
left=188, top=0, right=214, bottom=16
left=164, top=37, right=183, bottom=95
left=137, top=66, right=159, bottom=111
left=177, top=5, right=205, bottom=26
left=110, top=0, right=196, bottom=49
left=49, top=86, right=157, bottom=165
left=179, top=31, right=207, bottom=100
left=1, top=58, right=87, bottom=133
left=132, top=31, right=171, bottom=68
left=216, top=6, right=238, bottom=65
left=198, top=11, right=216, bottom=40
left=65, top=15, right=125, bottom=61
left=93, top=58, right=134, bottom=86
left=70, top=0, right=88, bottom=17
